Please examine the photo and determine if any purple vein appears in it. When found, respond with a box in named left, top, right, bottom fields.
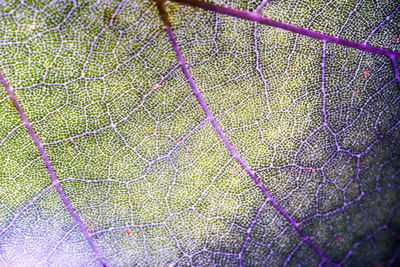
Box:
left=156, top=2, right=338, bottom=266
left=171, top=0, right=400, bottom=59
left=109, top=0, right=128, bottom=27
left=364, top=3, right=400, bottom=44
left=238, top=200, right=267, bottom=266
left=0, top=184, right=53, bottom=235
left=0, top=70, right=107, bottom=267
left=391, top=57, right=400, bottom=87
left=321, top=41, right=328, bottom=124
left=254, top=0, right=270, bottom=14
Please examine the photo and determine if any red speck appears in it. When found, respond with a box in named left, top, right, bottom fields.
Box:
left=176, top=139, right=181, bottom=143
left=126, top=230, right=131, bottom=236
left=394, top=35, right=398, bottom=41
left=364, top=70, right=369, bottom=76
left=335, top=236, right=341, bottom=242
left=305, top=167, right=314, bottom=171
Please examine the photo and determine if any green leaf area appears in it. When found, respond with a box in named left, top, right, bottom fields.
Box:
left=0, top=0, right=399, bottom=266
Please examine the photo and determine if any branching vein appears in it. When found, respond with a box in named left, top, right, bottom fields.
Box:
left=156, top=1, right=339, bottom=266
left=171, top=0, right=400, bottom=58
left=0, top=70, right=107, bottom=267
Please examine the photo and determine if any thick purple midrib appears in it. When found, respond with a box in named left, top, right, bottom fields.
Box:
left=171, top=0, right=400, bottom=59
left=156, top=2, right=338, bottom=266
left=0, top=71, right=107, bottom=267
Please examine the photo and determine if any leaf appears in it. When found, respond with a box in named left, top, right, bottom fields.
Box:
left=0, top=0, right=399, bottom=266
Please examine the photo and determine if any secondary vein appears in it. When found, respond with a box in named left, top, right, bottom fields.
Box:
left=171, top=0, right=400, bottom=59
left=156, top=1, right=339, bottom=266
left=0, top=70, right=107, bottom=267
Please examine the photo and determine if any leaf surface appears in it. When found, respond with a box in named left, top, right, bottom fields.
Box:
left=0, top=0, right=399, bottom=266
